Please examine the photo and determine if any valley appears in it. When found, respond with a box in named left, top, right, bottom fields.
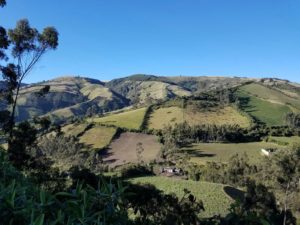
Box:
left=2, top=74, right=300, bottom=223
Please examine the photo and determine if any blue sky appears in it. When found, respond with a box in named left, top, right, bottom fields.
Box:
left=1, top=0, right=300, bottom=83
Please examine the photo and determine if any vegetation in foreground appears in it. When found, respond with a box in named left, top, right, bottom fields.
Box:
left=129, top=176, right=234, bottom=218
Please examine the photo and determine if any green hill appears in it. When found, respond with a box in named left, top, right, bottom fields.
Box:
left=236, top=82, right=300, bottom=126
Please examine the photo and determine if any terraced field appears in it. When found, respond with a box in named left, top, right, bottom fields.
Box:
left=88, top=107, right=147, bottom=130
left=102, top=132, right=161, bottom=167
left=181, top=142, right=283, bottom=164
left=129, top=176, right=235, bottom=217
left=148, top=106, right=250, bottom=130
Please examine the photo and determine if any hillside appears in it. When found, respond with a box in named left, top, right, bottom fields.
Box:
left=106, top=74, right=192, bottom=105
left=2, top=75, right=300, bottom=127
left=237, top=81, right=300, bottom=126
left=14, top=76, right=130, bottom=122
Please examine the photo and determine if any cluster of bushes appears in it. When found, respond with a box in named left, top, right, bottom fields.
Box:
left=159, top=122, right=262, bottom=148
left=285, top=112, right=300, bottom=131
left=182, top=154, right=258, bottom=186
left=0, top=149, right=209, bottom=225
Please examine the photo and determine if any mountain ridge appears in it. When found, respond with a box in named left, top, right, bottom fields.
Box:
left=1, top=74, right=299, bottom=123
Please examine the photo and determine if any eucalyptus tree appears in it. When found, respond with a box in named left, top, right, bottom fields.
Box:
left=0, top=1, right=59, bottom=167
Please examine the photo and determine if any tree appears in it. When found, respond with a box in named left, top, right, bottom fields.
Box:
left=0, top=0, right=5, bottom=7
left=4, top=19, right=58, bottom=137
left=223, top=180, right=296, bottom=225
left=285, top=112, right=300, bottom=130
left=262, top=146, right=300, bottom=225
left=0, top=3, right=58, bottom=166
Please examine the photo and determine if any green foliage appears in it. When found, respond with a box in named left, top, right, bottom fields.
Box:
left=0, top=0, right=6, bottom=7
left=33, top=133, right=104, bottom=172
left=160, top=122, right=261, bottom=148
left=221, top=180, right=296, bottom=225
left=129, top=176, right=233, bottom=218
left=285, top=112, right=300, bottom=130
left=261, top=146, right=300, bottom=222
left=126, top=183, right=204, bottom=225
left=0, top=149, right=130, bottom=225
left=8, top=121, right=37, bottom=169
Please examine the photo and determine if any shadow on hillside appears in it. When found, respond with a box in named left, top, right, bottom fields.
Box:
left=99, top=148, right=114, bottom=158
left=182, top=149, right=215, bottom=158
left=223, top=186, right=244, bottom=202
left=99, top=148, right=118, bottom=164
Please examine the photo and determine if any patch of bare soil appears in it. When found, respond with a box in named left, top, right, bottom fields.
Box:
left=102, top=132, right=161, bottom=167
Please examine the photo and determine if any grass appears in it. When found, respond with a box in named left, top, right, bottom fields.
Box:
left=102, top=132, right=161, bottom=167
left=62, top=123, right=89, bottom=137
left=88, top=107, right=147, bottom=130
left=129, top=176, right=234, bottom=218
left=148, top=106, right=251, bottom=130
left=240, top=83, right=300, bottom=110
left=267, top=136, right=300, bottom=146
left=79, top=125, right=117, bottom=150
left=181, top=142, right=283, bottom=164
left=238, top=90, right=291, bottom=126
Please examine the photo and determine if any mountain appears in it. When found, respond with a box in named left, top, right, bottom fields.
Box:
left=106, top=74, right=192, bottom=104
left=2, top=74, right=299, bottom=123
left=15, top=76, right=129, bottom=122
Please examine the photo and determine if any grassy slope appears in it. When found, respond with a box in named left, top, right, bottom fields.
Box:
left=62, top=123, right=89, bottom=137
left=148, top=106, right=250, bottom=130
left=238, top=90, right=291, bottom=126
left=88, top=107, right=147, bottom=130
left=79, top=125, right=117, bottom=150
left=129, top=176, right=233, bottom=218
left=181, top=142, right=283, bottom=164
left=268, top=136, right=300, bottom=146
left=240, top=83, right=300, bottom=110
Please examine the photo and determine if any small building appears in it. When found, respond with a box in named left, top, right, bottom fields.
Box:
left=161, top=167, right=182, bottom=175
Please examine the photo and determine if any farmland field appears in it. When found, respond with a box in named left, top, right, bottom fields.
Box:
left=103, top=132, right=161, bottom=167
left=181, top=142, right=283, bottom=164
left=88, top=107, right=147, bottom=130
left=129, top=176, right=235, bottom=217
left=148, top=106, right=250, bottom=130
left=79, top=125, right=117, bottom=150
left=238, top=90, right=291, bottom=126
left=268, top=136, right=300, bottom=146
left=62, top=123, right=89, bottom=137
left=240, top=83, right=300, bottom=110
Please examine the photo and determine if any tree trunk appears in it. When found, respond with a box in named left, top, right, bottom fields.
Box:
left=8, top=80, right=21, bottom=147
